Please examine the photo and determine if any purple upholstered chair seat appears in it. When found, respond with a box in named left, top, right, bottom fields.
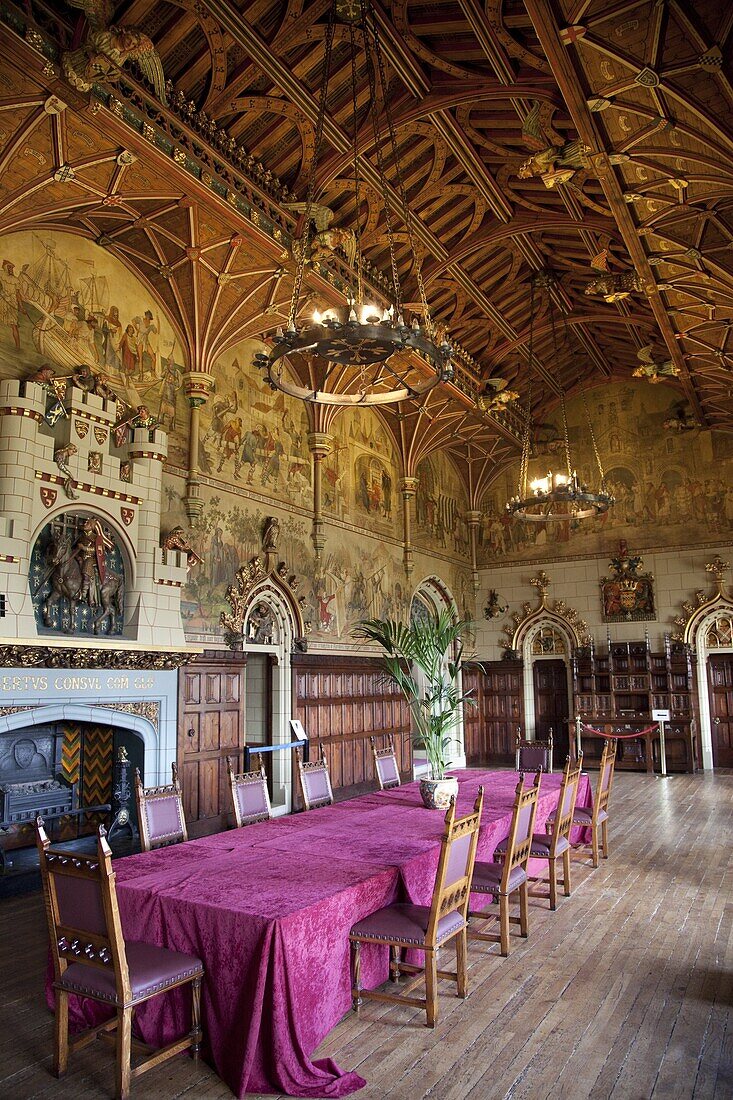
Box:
left=494, top=832, right=570, bottom=859
left=350, top=902, right=465, bottom=946
left=549, top=805, right=607, bottom=827
left=471, top=860, right=527, bottom=895
left=58, top=941, right=203, bottom=1005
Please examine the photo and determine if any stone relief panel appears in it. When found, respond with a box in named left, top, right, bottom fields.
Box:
left=479, top=380, right=733, bottom=564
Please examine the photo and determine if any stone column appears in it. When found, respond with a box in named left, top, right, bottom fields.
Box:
left=466, top=509, right=482, bottom=595
left=307, top=432, right=332, bottom=572
left=400, top=476, right=419, bottom=579
left=182, top=371, right=214, bottom=523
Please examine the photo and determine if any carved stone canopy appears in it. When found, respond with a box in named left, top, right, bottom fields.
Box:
left=672, top=555, right=733, bottom=649
left=220, top=555, right=310, bottom=650
left=500, top=570, right=591, bottom=654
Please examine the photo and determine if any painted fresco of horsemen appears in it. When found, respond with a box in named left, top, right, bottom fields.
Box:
left=34, top=516, right=125, bottom=635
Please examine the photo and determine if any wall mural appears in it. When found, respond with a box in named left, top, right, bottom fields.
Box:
left=479, top=380, right=733, bottom=564
left=179, top=340, right=313, bottom=504
left=0, top=230, right=184, bottom=424
left=414, top=451, right=469, bottom=557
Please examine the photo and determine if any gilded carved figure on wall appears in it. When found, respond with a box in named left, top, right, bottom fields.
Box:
left=62, top=0, right=167, bottom=103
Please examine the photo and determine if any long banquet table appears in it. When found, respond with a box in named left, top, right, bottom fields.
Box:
left=58, top=768, right=592, bottom=1098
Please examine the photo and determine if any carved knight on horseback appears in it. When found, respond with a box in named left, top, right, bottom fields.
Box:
left=36, top=516, right=124, bottom=635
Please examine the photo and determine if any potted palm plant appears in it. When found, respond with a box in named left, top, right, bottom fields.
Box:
left=355, top=610, right=474, bottom=809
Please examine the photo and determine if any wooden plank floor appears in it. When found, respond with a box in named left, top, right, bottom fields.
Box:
left=1, top=770, right=731, bottom=1099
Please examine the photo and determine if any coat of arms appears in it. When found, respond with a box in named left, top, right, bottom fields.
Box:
left=600, top=540, right=655, bottom=622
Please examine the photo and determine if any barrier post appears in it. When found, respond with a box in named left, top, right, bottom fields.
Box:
left=652, top=708, right=672, bottom=779
left=575, top=715, right=582, bottom=762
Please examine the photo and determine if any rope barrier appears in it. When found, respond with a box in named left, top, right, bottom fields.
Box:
left=579, top=722, right=659, bottom=740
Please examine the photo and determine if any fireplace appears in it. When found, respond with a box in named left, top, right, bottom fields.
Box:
left=0, top=725, right=76, bottom=824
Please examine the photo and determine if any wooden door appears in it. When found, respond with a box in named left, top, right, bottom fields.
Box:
left=708, top=654, right=733, bottom=767
left=178, top=654, right=246, bottom=837
left=533, top=659, right=570, bottom=761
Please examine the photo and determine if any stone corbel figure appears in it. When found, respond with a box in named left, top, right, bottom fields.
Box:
left=262, top=516, right=280, bottom=570
left=162, top=526, right=204, bottom=570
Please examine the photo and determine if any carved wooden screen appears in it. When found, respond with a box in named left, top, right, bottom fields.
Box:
left=178, top=652, right=246, bottom=837
left=461, top=664, right=486, bottom=764
left=481, top=660, right=524, bottom=762
left=292, top=654, right=411, bottom=798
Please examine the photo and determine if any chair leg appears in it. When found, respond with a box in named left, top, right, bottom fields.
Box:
left=425, top=950, right=438, bottom=1028
left=519, top=883, right=529, bottom=938
left=53, top=988, right=69, bottom=1079
left=548, top=857, right=557, bottom=911
left=591, top=825, right=600, bottom=868
left=191, top=976, right=202, bottom=1060
left=562, top=848, right=572, bottom=896
left=455, top=928, right=468, bottom=999
left=601, top=820, right=609, bottom=859
left=350, top=940, right=362, bottom=1012
left=499, top=894, right=510, bottom=956
left=115, top=1006, right=133, bottom=1100
left=390, top=944, right=401, bottom=983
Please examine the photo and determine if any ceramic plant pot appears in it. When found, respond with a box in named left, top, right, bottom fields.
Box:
left=419, top=774, right=459, bottom=810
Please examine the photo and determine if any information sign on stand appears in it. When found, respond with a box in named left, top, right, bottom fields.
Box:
left=652, top=709, right=671, bottom=777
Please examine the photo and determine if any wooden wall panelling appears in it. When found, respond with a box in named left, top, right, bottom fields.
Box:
left=462, top=664, right=486, bottom=764
left=292, top=654, right=412, bottom=803
left=178, top=651, right=246, bottom=836
left=480, top=660, right=524, bottom=763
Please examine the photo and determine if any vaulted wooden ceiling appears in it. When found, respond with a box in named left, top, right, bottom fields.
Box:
left=1, top=0, right=733, bottom=501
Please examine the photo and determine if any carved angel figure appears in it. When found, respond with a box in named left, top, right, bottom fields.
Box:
left=584, top=270, right=642, bottom=302
left=62, top=0, right=167, bottom=103
left=283, top=201, right=357, bottom=267
left=632, top=345, right=680, bottom=384
left=517, top=101, right=590, bottom=189
left=477, top=378, right=520, bottom=414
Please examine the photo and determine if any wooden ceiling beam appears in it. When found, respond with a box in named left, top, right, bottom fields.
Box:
left=524, top=0, right=705, bottom=425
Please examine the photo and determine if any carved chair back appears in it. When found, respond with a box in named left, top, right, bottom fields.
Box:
left=515, top=728, right=553, bottom=773
left=595, top=738, right=617, bottom=822
left=370, top=734, right=401, bottom=790
left=36, top=818, right=131, bottom=1002
left=500, top=770, right=542, bottom=891
left=295, top=745, right=333, bottom=810
left=426, top=787, right=484, bottom=945
left=226, top=753, right=271, bottom=827
left=134, top=762, right=187, bottom=852
left=547, top=752, right=583, bottom=854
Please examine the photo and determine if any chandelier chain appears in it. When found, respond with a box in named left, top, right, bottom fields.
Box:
left=583, top=390, right=606, bottom=484
left=363, top=10, right=402, bottom=319
left=518, top=279, right=536, bottom=500
left=286, top=9, right=335, bottom=330
left=348, top=17, right=363, bottom=309
left=367, top=0, right=432, bottom=334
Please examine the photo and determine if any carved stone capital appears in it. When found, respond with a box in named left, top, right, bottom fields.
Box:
left=400, top=476, right=419, bottom=497
left=465, top=510, right=482, bottom=528
left=183, top=371, right=215, bottom=408
left=307, top=432, right=332, bottom=457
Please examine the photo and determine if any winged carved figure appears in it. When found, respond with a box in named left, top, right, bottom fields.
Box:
left=283, top=201, right=357, bottom=268
left=477, top=377, right=520, bottom=414
left=584, top=270, right=642, bottom=302
left=517, top=101, right=590, bottom=189
left=632, top=345, right=680, bottom=384
left=62, top=0, right=167, bottom=103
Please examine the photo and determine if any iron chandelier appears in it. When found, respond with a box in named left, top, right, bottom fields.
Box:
left=255, top=0, right=452, bottom=406
left=507, top=272, right=614, bottom=522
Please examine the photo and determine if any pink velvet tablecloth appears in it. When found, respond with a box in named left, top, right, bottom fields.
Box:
left=55, top=768, right=592, bottom=1098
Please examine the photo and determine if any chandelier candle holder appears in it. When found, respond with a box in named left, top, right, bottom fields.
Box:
left=256, top=0, right=452, bottom=406
left=507, top=271, right=614, bottom=522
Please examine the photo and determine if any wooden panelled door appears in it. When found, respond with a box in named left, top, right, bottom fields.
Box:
left=708, top=654, right=733, bottom=767
left=178, top=654, right=246, bottom=837
left=532, top=659, right=570, bottom=761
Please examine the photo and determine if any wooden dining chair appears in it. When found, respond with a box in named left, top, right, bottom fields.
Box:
left=515, top=728, right=553, bottom=773
left=468, top=770, right=542, bottom=956
left=349, top=788, right=484, bottom=1028
left=134, top=762, right=187, bottom=852
left=295, top=744, right=334, bottom=810
left=36, top=818, right=203, bottom=1100
left=226, top=753, right=272, bottom=827
left=370, top=734, right=401, bottom=790
left=557, top=737, right=617, bottom=867
left=500, top=753, right=583, bottom=910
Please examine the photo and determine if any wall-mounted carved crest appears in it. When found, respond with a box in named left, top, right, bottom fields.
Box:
left=600, top=540, right=655, bottom=622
